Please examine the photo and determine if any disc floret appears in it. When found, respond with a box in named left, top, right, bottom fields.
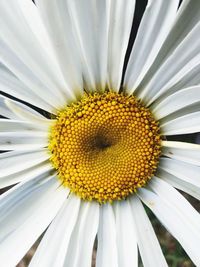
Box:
left=49, top=92, right=161, bottom=203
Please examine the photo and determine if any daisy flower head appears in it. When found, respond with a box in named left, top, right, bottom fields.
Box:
left=0, top=0, right=200, bottom=266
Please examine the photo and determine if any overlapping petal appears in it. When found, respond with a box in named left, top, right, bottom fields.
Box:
left=125, top=0, right=179, bottom=94
left=0, top=174, right=67, bottom=266
left=63, top=202, right=99, bottom=267
left=138, top=179, right=200, bottom=266
left=162, top=141, right=200, bottom=166
left=0, top=0, right=75, bottom=108
left=115, top=201, right=138, bottom=267
left=0, top=63, right=55, bottom=113
left=96, top=204, right=118, bottom=267
left=130, top=197, right=167, bottom=267
left=137, top=1, right=200, bottom=105
left=30, top=196, right=80, bottom=267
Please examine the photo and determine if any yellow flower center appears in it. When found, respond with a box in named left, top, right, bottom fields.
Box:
left=48, top=92, right=161, bottom=203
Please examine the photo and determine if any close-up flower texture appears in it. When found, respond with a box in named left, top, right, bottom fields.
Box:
left=0, top=0, right=200, bottom=266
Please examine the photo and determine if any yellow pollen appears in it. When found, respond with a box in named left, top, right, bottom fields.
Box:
left=48, top=92, right=161, bottom=203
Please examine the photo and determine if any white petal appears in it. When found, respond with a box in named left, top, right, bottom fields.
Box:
left=152, top=86, right=200, bottom=120
left=0, top=161, right=52, bottom=189
left=0, top=93, right=49, bottom=123
left=138, top=184, right=200, bottom=267
left=162, top=141, right=200, bottom=166
left=161, top=111, right=200, bottom=135
left=108, top=0, right=135, bottom=92
left=35, top=0, right=82, bottom=96
left=0, top=173, right=58, bottom=224
left=3, top=98, right=54, bottom=130
left=65, top=0, right=110, bottom=91
left=159, top=101, right=200, bottom=129
left=63, top=201, right=99, bottom=267
left=30, top=195, right=80, bottom=267
left=35, top=0, right=83, bottom=96
left=0, top=119, right=48, bottom=132
left=115, top=201, right=138, bottom=267
left=125, top=0, right=179, bottom=93
left=167, top=0, right=200, bottom=48
left=158, top=158, right=200, bottom=187
left=164, top=61, right=200, bottom=94
left=5, top=98, right=51, bottom=123
left=96, top=204, right=118, bottom=267
left=157, top=158, right=200, bottom=200
left=0, top=49, right=66, bottom=113
left=130, top=196, right=167, bottom=267
left=0, top=131, right=47, bottom=151
left=136, top=0, right=200, bottom=104
left=0, top=95, right=19, bottom=120
left=0, top=150, right=49, bottom=178
left=139, top=21, right=200, bottom=106
left=0, top=175, right=67, bottom=266
left=0, top=62, right=55, bottom=113
left=0, top=0, right=75, bottom=108
left=149, top=177, right=200, bottom=228
left=157, top=168, right=200, bottom=201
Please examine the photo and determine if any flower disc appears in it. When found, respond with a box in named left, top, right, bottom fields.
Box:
left=49, top=92, right=161, bottom=203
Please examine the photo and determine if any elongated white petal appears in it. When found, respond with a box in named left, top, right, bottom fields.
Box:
left=63, top=202, right=99, bottom=267
left=149, top=177, right=200, bottom=227
left=140, top=21, right=200, bottom=105
left=157, top=168, right=200, bottom=201
left=0, top=95, right=20, bottom=120
left=0, top=0, right=75, bottom=107
left=30, top=195, right=80, bottom=267
left=0, top=150, right=49, bottom=178
left=3, top=99, right=54, bottom=131
left=158, top=157, right=200, bottom=200
left=96, top=204, right=118, bottom=267
left=159, top=158, right=200, bottom=187
left=35, top=0, right=83, bottom=96
left=152, top=86, right=200, bottom=120
left=0, top=131, right=47, bottom=151
left=165, top=61, right=200, bottom=94
left=161, top=111, right=200, bottom=135
left=0, top=173, right=57, bottom=223
left=5, top=99, right=53, bottom=126
left=0, top=161, right=53, bottom=189
left=108, top=0, right=135, bottom=92
left=0, top=119, right=48, bottom=132
left=162, top=0, right=200, bottom=54
left=162, top=141, right=200, bottom=166
left=0, top=62, right=55, bottom=113
left=125, top=0, right=179, bottom=93
left=64, top=0, right=135, bottom=92
left=65, top=0, right=111, bottom=91
left=0, top=119, right=48, bottom=150
left=136, top=0, right=200, bottom=103
left=130, top=196, right=167, bottom=267
left=0, top=94, right=49, bottom=124
left=0, top=47, right=66, bottom=112
left=138, top=185, right=200, bottom=266
left=0, top=176, right=66, bottom=266
left=115, top=201, right=138, bottom=267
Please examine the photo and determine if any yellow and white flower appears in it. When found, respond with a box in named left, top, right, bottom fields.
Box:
left=0, top=0, right=200, bottom=266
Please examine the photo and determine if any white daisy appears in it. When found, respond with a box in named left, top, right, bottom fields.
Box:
left=0, top=0, right=200, bottom=266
